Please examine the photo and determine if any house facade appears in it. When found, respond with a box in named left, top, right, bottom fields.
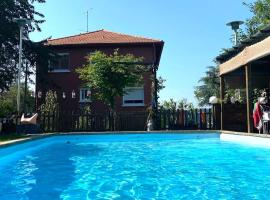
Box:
left=36, top=30, right=164, bottom=114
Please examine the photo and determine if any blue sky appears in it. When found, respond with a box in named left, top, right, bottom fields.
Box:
left=30, top=0, right=254, bottom=105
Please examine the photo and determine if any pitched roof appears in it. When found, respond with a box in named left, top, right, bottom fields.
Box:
left=46, top=29, right=163, bottom=46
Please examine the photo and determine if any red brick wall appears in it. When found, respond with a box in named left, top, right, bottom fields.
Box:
left=36, top=44, right=157, bottom=114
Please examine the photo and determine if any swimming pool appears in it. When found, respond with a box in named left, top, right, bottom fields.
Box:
left=0, top=133, right=270, bottom=199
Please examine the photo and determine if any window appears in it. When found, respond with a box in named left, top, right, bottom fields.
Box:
left=49, top=53, right=70, bottom=72
left=123, top=87, right=144, bottom=107
left=80, top=88, right=91, bottom=103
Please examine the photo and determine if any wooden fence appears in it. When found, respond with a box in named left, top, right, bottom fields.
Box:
left=38, top=110, right=149, bottom=132
left=0, top=115, right=21, bottom=134
left=156, top=108, right=214, bottom=130
left=222, top=104, right=247, bottom=132
left=40, top=111, right=112, bottom=132
left=0, top=108, right=217, bottom=134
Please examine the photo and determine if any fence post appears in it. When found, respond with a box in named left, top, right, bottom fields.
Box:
left=208, top=108, right=212, bottom=130
left=51, top=110, right=54, bottom=132
left=162, top=110, right=166, bottom=130
left=204, top=108, right=207, bottom=130
left=191, top=109, right=195, bottom=128
left=184, top=110, right=187, bottom=128
left=42, top=112, right=46, bottom=132
left=176, top=109, right=180, bottom=129
left=167, top=110, right=170, bottom=130
left=212, top=104, right=221, bottom=130
left=199, top=109, right=202, bottom=130
left=154, top=109, right=161, bottom=130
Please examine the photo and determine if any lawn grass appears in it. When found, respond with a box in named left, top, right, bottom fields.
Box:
left=0, top=134, right=29, bottom=142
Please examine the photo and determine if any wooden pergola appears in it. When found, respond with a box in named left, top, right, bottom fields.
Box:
left=217, top=24, right=270, bottom=133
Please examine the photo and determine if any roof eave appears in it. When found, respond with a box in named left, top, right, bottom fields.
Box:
left=45, top=41, right=164, bottom=47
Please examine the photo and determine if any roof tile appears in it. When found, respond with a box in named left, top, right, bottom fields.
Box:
left=46, top=30, right=163, bottom=46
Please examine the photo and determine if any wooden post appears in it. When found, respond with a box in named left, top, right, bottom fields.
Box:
left=176, top=109, right=180, bottom=129
left=195, top=108, right=198, bottom=129
left=245, top=64, right=253, bottom=133
left=199, top=109, right=202, bottom=129
left=220, top=76, right=225, bottom=130
left=208, top=108, right=212, bottom=129
left=212, top=104, right=221, bottom=130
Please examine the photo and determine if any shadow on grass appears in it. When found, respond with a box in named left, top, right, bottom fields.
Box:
left=0, top=134, right=29, bottom=142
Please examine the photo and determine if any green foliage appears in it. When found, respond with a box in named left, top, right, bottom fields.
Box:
left=156, top=76, right=166, bottom=101
left=252, top=88, right=269, bottom=104
left=243, top=0, right=270, bottom=37
left=0, top=0, right=46, bottom=93
left=194, top=66, right=220, bottom=106
left=221, top=1, right=270, bottom=46
left=0, top=84, right=34, bottom=117
left=161, top=98, right=177, bottom=111
left=39, top=90, right=58, bottom=113
left=81, top=105, right=91, bottom=113
left=232, top=0, right=270, bottom=42
left=178, top=98, right=194, bottom=110
left=161, top=98, right=194, bottom=111
left=224, top=89, right=246, bottom=104
left=76, top=49, right=145, bottom=110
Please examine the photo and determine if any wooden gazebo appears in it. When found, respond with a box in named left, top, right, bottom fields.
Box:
left=217, top=24, right=270, bottom=133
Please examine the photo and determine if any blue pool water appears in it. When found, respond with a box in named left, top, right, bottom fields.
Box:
left=0, top=133, right=270, bottom=200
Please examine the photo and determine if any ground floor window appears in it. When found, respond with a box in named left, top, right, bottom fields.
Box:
left=79, top=88, right=91, bottom=103
left=123, top=87, right=144, bottom=107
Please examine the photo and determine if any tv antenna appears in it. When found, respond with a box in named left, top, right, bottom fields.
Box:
left=86, top=8, right=93, bottom=32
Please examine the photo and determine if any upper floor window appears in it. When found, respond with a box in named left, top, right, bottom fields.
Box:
left=49, top=53, right=70, bottom=72
left=80, top=88, right=91, bottom=103
left=123, top=87, right=144, bottom=107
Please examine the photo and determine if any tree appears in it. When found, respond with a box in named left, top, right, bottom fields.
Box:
left=0, top=84, right=35, bottom=117
left=161, top=98, right=194, bottom=111
left=0, top=0, right=46, bottom=93
left=156, top=76, right=166, bottom=104
left=243, top=0, right=270, bottom=37
left=76, top=50, right=146, bottom=112
left=161, top=98, right=177, bottom=111
left=39, top=90, right=58, bottom=113
left=178, top=98, right=194, bottom=110
left=194, top=66, right=220, bottom=106
left=232, top=0, right=270, bottom=42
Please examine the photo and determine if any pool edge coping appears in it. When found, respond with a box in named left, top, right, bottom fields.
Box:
left=3, top=130, right=269, bottom=148
left=0, top=133, right=55, bottom=148
left=221, top=130, right=270, bottom=138
left=0, top=130, right=220, bottom=147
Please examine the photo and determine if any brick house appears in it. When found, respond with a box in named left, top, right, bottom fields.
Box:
left=36, top=30, right=164, bottom=114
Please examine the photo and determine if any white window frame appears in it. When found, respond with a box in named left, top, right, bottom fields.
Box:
left=79, top=88, right=91, bottom=103
left=122, top=87, right=144, bottom=107
left=48, top=53, right=70, bottom=73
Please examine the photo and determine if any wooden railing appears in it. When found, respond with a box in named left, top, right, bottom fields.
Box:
left=0, top=115, right=21, bottom=134
left=0, top=108, right=217, bottom=134
left=38, top=110, right=148, bottom=132
left=40, top=111, right=112, bottom=132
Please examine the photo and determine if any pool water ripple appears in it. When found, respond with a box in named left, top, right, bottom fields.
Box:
left=0, top=134, right=270, bottom=199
